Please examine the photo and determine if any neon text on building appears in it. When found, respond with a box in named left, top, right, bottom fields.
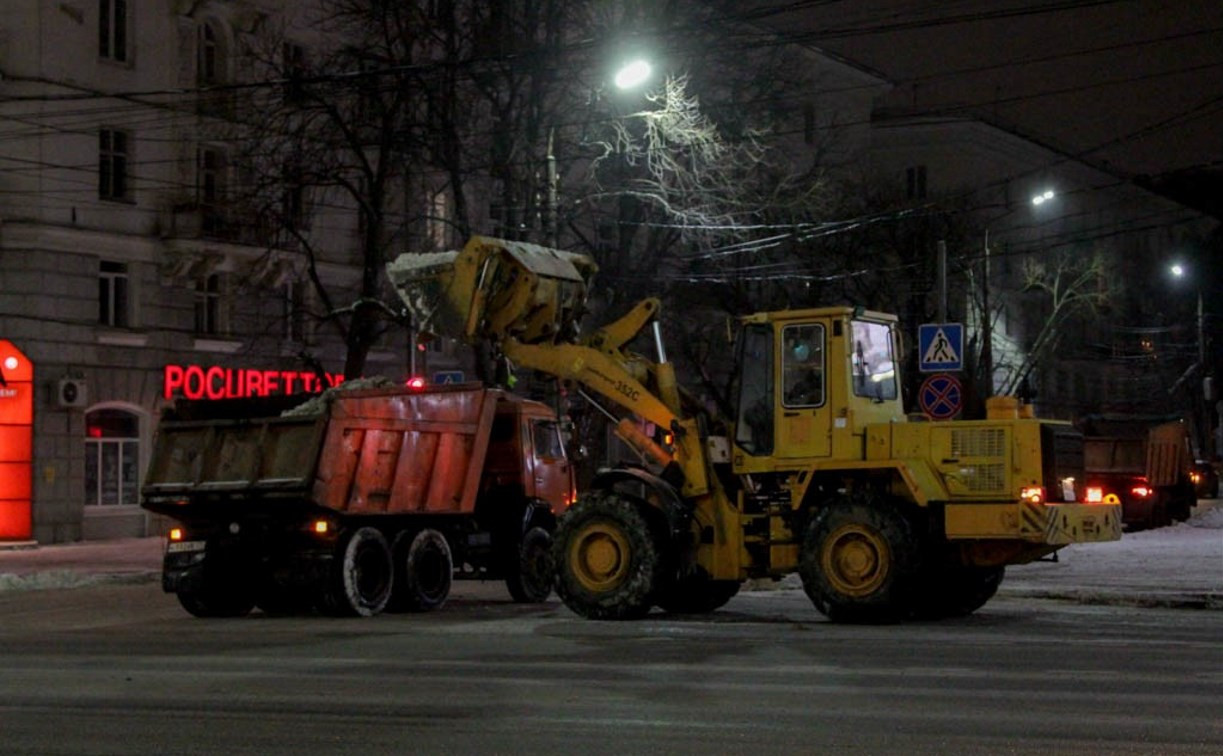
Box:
left=163, top=364, right=344, bottom=400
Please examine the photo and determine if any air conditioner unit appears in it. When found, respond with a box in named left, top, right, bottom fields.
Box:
left=57, top=378, right=87, bottom=408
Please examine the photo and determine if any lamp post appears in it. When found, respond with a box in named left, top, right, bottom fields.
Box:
left=978, top=188, right=1056, bottom=401
left=1170, top=262, right=1213, bottom=460
left=546, top=58, right=653, bottom=247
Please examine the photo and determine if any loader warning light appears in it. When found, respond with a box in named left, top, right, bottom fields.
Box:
left=1020, top=486, right=1045, bottom=504
left=406, top=376, right=427, bottom=390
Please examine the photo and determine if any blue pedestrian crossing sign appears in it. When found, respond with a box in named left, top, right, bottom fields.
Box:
left=432, top=370, right=465, bottom=385
left=918, top=323, right=963, bottom=373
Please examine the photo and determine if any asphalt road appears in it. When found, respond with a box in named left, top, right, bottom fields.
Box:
left=0, top=582, right=1219, bottom=755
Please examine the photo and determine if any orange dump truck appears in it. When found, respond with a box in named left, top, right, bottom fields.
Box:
left=141, top=383, right=573, bottom=618
left=1080, top=415, right=1196, bottom=530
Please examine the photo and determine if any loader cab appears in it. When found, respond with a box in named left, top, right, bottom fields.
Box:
left=731, top=308, right=904, bottom=471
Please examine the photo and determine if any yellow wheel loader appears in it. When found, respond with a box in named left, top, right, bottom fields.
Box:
left=388, top=236, right=1121, bottom=622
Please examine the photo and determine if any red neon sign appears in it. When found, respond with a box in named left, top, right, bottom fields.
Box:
left=162, top=364, right=344, bottom=401
left=0, top=340, right=33, bottom=541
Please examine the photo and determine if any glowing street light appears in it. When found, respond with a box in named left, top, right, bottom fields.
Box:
left=1031, top=188, right=1056, bottom=206
left=614, top=59, right=652, bottom=90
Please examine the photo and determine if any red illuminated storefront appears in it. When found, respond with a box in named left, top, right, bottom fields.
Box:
left=0, top=340, right=33, bottom=541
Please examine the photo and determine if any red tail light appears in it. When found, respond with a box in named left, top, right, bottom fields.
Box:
left=406, top=376, right=426, bottom=390
left=1130, top=485, right=1152, bottom=498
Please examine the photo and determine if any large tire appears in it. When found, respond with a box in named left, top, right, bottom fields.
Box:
left=553, top=491, right=662, bottom=620
left=657, top=572, right=741, bottom=614
left=912, top=564, right=1005, bottom=619
left=324, top=527, right=393, bottom=617
left=506, top=526, right=555, bottom=603
left=389, top=528, right=453, bottom=612
left=799, top=495, right=920, bottom=624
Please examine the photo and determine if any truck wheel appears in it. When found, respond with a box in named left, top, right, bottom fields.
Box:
left=553, top=492, right=661, bottom=620
left=799, top=496, right=919, bottom=623
left=391, top=528, right=453, bottom=612
left=912, top=565, right=1005, bottom=619
left=506, top=526, right=555, bottom=603
left=657, top=572, right=741, bottom=614
left=326, top=527, right=393, bottom=617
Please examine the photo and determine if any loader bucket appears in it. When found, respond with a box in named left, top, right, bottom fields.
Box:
left=387, top=236, right=598, bottom=345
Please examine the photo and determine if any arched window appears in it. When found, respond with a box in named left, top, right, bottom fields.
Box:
left=197, top=21, right=222, bottom=86
left=85, top=408, right=140, bottom=506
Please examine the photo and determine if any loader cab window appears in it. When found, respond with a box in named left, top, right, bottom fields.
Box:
left=851, top=319, right=898, bottom=401
left=782, top=324, right=825, bottom=408
left=734, top=324, right=774, bottom=455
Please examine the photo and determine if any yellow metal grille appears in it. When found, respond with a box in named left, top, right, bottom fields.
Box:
left=959, top=463, right=1007, bottom=493
left=951, top=428, right=1006, bottom=458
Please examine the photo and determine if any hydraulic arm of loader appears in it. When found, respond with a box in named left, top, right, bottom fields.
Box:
left=387, top=236, right=710, bottom=498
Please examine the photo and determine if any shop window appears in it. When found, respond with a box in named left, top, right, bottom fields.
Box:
left=99, top=129, right=129, bottom=200
left=99, top=0, right=127, bottom=63
left=98, top=260, right=129, bottom=327
left=85, top=408, right=140, bottom=506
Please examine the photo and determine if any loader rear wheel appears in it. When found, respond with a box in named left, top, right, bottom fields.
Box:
left=554, top=492, right=661, bottom=620
left=324, top=527, right=393, bottom=617
left=912, top=564, right=1005, bottom=619
left=506, top=526, right=555, bottom=603
left=799, top=496, right=919, bottom=624
left=389, top=528, right=453, bottom=612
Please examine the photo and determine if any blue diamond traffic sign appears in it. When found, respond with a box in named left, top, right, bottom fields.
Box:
left=918, top=323, right=963, bottom=373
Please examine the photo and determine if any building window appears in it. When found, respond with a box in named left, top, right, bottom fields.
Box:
left=99, top=129, right=129, bottom=200
left=803, top=103, right=816, bottom=145
left=99, top=0, right=127, bottom=63
left=98, top=261, right=129, bottom=327
left=194, top=273, right=225, bottom=335
left=427, top=189, right=449, bottom=248
left=197, top=146, right=227, bottom=234
left=85, top=409, right=139, bottom=507
left=906, top=165, right=927, bottom=200
left=197, top=21, right=221, bottom=86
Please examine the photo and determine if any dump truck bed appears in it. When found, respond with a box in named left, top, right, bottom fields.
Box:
left=143, top=384, right=501, bottom=517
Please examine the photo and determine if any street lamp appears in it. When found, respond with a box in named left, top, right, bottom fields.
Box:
left=979, top=187, right=1057, bottom=401
left=546, top=58, right=654, bottom=247
left=614, top=59, right=652, bottom=90
left=1169, top=262, right=1213, bottom=460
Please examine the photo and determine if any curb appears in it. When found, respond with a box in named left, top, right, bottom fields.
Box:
left=0, top=570, right=160, bottom=595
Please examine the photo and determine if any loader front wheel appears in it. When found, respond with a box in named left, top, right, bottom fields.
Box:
left=799, top=496, right=919, bottom=623
left=554, top=492, right=661, bottom=620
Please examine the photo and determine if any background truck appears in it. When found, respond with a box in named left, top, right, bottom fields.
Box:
left=1079, top=414, right=1197, bottom=530
left=387, top=236, right=1122, bottom=623
left=141, top=383, right=574, bottom=618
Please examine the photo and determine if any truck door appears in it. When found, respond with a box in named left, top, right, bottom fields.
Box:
left=526, top=417, right=571, bottom=513
left=775, top=323, right=832, bottom=459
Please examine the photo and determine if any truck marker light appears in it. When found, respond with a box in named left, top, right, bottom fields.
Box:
left=169, top=527, right=184, bottom=542
left=1020, top=486, right=1045, bottom=504
left=312, top=519, right=331, bottom=535
left=1085, top=487, right=1104, bottom=503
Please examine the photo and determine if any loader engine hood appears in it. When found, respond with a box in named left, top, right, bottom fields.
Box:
left=387, top=236, right=598, bottom=346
